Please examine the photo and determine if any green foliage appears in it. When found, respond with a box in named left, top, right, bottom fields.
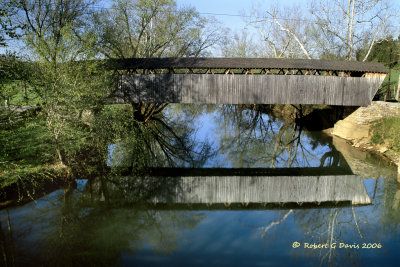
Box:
left=17, top=0, right=114, bottom=169
left=360, top=36, right=400, bottom=66
left=370, top=117, right=400, bottom=152
left=0, top=53, right=32, bottom=105
left=95, top=105, right=134, bottom=142
left=377, top=68, right=399, bottom=100
left=0, top=0, right=20, bottom=46
left=92, top=0, right=220, bottom=58
left=0, top=117, right=54, bottom=186
left=359, top=36, right=400, bottom=100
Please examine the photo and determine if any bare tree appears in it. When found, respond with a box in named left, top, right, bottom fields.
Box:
left=310, top=0, right=396, bottom=61
left=248, top=4, right=314, bottom=59
left=248, top=0, right=397, bottom=60
left=220, top=30, right=264, bottom=57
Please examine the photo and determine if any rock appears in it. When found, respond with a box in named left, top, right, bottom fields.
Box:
left=398, top=164, right=400, bottom=183
left=332, top=120, right=370, bottom=141
left=378, top=147, right=388, bottom=154
left=332, top=101, right=400, bottom=163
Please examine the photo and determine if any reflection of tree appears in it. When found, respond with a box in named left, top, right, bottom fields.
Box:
left=107, top=104, right=350, bottom=171
left=111, top=103, right=214, bottom=170
left=376, top=178, right=400, bottom=234
left=294, top=206, right=370, bottom=267
left=258, top=209, right=293, bottom=238
left=240, top=206, right=365, bottom=266
left=243, top=176, right=400, bottom=266
left=212, top=105, right=341, bottom=168
left=0, top=210, right=15, bottom=267
left=319, top=143, right=346, bottom=168
left=1, top=177, right=206, bottom=266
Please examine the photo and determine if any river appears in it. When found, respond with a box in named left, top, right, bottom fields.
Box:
left=0, top=104, right=399, bottom=266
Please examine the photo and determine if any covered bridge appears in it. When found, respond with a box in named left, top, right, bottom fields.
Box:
left=111, top=58, right=387, bottom=106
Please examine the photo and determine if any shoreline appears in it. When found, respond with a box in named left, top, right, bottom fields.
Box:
left=329, top=101, right=400, bottom=180
left=325, top=126, right=400, bottom=168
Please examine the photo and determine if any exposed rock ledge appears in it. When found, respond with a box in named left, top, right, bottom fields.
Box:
left=332, top=101, right=400, bottom=180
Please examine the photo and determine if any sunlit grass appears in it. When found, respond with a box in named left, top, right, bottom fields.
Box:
left=370, top=117, right=400, bottom=152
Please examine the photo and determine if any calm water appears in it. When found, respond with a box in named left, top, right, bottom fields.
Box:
left=1, top=104, right=399, bottom=266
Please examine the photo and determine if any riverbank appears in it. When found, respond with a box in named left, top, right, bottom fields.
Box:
left=0, top=109, right=106, bottom=207
left=331, top=101, right=400, bottom=176
left=254, top=102, right=400, bottom=178
left=0, top=115, right=71, bottom=207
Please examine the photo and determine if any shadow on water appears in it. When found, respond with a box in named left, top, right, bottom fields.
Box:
left=1, top=104, right=399, bottom=267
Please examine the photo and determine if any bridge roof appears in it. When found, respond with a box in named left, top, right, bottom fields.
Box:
left=109, top=57, right=388, bottom=73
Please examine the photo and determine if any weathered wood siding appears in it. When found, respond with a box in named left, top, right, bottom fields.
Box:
left=115, top=74, right=385, bottom=106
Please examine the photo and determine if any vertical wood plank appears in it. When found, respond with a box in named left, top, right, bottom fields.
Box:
left=118, top=74, right=382, bottom=106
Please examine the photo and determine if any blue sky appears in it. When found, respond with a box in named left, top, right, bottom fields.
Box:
left=175, top=0, right=308, bottom=32
left=176, top=0, right=400, bottom=33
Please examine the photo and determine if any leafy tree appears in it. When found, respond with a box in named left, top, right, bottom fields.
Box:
left=0, top=0, right=20, bottom=47
left=0, top=53, right=24, bottom=106
left=92, top=0, right=221, bottom=58
left=358, top=36, right=400, bottom=66
left=18, top=0, right=113, bottom=169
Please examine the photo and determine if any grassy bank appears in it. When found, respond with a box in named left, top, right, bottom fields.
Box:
left=0, top=104, right=137, bottom=205
left=370, top=117, right=400, bottom=153
left=0, top=114, right=70, bottom=204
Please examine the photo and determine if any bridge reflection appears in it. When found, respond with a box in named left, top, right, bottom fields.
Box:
left=81, top=166, right=371, bottom=209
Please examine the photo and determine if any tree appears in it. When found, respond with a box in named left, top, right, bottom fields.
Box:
left=92, top=0, right=222, bottom=58
left=18, top=0, right=112, bottom=168
left=1, top=1, right=24, bottom=108
left=310, top=0, right=396, bottom=61
left=358, top=36, right=400, bottom=99
left=91, top=0, right=223, bottom=139
left=248, top=0, right=397, bottom=60
left=358, top=36, right=400, bottom=65
left=248, top=4, right=314, bottom=59
left=220, top=30, right=264, bottom=58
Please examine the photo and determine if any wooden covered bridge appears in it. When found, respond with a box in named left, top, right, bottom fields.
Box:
left=111, top=58, right=387, bottom=106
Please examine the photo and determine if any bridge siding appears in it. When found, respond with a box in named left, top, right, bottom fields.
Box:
left=117, top=74, right=385, bottom=106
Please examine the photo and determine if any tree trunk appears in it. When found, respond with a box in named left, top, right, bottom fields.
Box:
left=24, top=81, right=28, bottom=105
left=386, top=48, right=392, bottom=101
left=4, top=97, right=9, bottom=109
left=396, top=74, right=400, bottom=101
left=54, top=139, right=67, bottom=168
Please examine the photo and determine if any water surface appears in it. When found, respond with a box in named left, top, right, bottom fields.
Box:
left=1, top=104, right=399, bottom=267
